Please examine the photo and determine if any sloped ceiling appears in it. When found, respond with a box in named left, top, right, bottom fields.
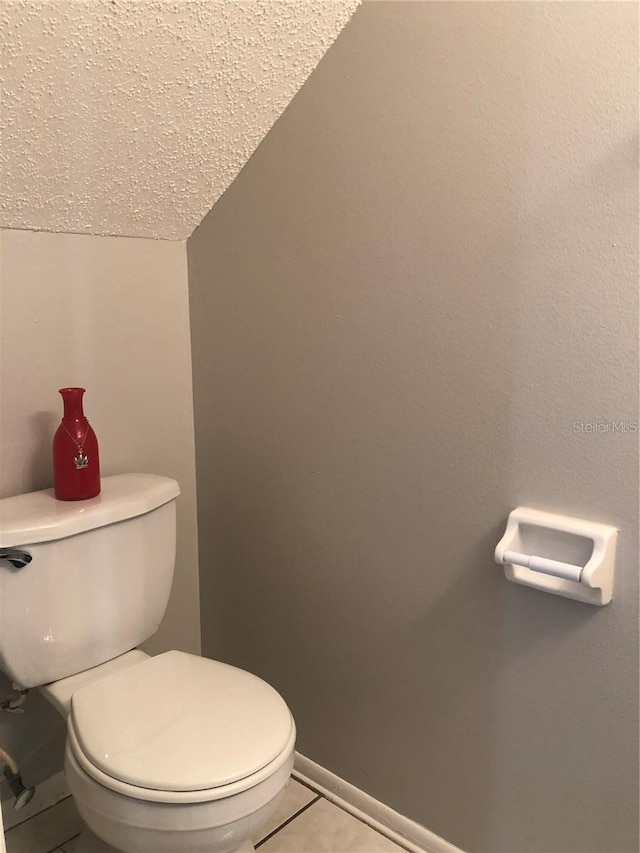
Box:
left=0, top=0, right=359, bottom=240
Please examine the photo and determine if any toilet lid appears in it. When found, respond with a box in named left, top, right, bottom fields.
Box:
left=69, top=651, right=294, bottom=793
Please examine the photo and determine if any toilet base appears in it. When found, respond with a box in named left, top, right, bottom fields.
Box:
left=73, top=826, right=255, bottom=853
left=65, top=730, right=294, bottom=853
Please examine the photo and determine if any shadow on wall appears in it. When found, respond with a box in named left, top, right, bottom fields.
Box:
left=0, top=674, right=65, bottom=804
left=0, top=411, right=57, bottom=501
left=30, top=411, right=57, bottom=492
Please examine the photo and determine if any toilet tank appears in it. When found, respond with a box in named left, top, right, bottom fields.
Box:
left=0, top=474, right=180, bottom=689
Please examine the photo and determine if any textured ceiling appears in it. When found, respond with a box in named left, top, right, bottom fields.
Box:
left=0, top=0, right=359, bottom=240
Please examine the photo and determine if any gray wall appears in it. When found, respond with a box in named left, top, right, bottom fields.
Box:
left=0, top=230, right=200, bottom=798
left=187, top=3, right=639, bottom=852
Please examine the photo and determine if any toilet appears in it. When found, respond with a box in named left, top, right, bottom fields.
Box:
left=0, top=474, right=296, bottom=853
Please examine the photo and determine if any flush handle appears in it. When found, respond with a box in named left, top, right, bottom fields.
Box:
left=0, top=549, right=32, bottom=569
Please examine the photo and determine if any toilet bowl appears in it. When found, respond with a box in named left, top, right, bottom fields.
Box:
left=66, top=739, right=293, bottom=853
left=40, top=650, right=296, bottom=853
left=0, top=475, right=296, bottom=853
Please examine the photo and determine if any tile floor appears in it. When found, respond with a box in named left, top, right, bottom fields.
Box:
left=4, top=778, right=411, bottom=853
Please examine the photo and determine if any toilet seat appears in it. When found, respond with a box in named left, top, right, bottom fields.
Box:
left=68, top=651, right=296, bottom=804
left=68, top=720, right=296, bottom=805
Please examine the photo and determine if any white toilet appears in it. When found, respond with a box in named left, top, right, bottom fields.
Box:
left=0, top=474, right=296, bottom=853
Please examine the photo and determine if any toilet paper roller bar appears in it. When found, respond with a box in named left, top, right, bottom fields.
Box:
left=494, top=506, right=618, bottom=605
left=502, top=550, right=583, bottom=582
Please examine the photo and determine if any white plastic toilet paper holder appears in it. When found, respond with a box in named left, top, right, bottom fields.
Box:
left=495, top=507, right=618, bottom=605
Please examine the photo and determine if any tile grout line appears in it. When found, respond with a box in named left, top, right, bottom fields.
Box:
left=4, top=794, right=73, bottom=833
left=44, top=839, right=75, bottom=853
left=294, top=777, right=322, bottom=796
left=57, top=830, right=81, bottom=853
left=326, top=800, right=418, bottom=853
left=255, top=793, right=322, bottom=849
left=292, top=779, right=418, bottom=853
left=310, top=796, right=418, bottom=853
left=4, top=797, right=79, bottom=853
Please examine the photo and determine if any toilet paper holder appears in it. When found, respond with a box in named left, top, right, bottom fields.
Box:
left=495, top=507, right=618, bottom=605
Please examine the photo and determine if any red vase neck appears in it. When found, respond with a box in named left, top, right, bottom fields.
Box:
left=59, top=387, right=87, bottom=423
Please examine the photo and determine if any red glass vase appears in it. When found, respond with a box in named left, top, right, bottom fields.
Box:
left=53, top=388, right=101, bottom=501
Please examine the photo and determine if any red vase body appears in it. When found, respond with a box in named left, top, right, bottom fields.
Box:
left=53, top=388, right=101, bottom=501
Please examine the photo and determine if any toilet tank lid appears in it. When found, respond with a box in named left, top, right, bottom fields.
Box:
left=0, top=474, right=180, bottom=548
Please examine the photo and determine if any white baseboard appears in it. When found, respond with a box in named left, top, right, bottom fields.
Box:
left=293, top=753, right=464, bottom=853
left=1, top=769, right=70, bottom=832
